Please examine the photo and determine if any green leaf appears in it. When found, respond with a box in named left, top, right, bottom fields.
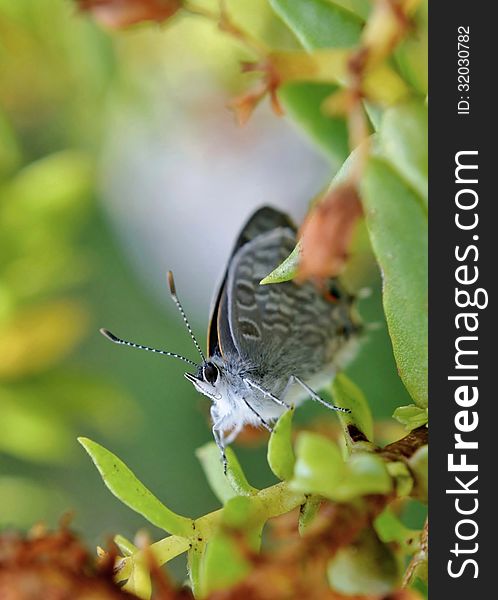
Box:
left=393, top=404, right=428, bottom=431
left=197, top=441, right=257, bottom=497
left=200, top=533, right=251, bottom=597
left=278, top=82, right=349, bottom=167
left=379, top=100, right=428, bottom=208
left=292, top=433, right=391, bottom=501
left=260, top=241, right=300, bottom=285
left=328, top=528, right=401, bottom=595
left=267, top=408, right=295, bottom=480
left=78, top=437, right=194, bottom=537
left=298, top=495, right=322, bottom=535
left=222, top=496, right=265, bottom=550
left=188, top=540, right=206, bottom=598
left=150, top=535, right=191, bottom=566
left=374, top=509, right=420, bottom=554
left=222, top=496, right=253, bottom=529
left=386, top=461, right=413, bottom=497
left=269, top=0, right=362, bottom=50
left=409, top=444, right=428, bottom=502
left=329, top=0, right=370, bottom=20
left=292, top=432, right=346, bottom=497
left=114, top=535, right=137, bottom=557
left=360, top=158, right=428, bottom=407
left=196, top=443, right=239, bottom=504
left=225, top=446, right=259, bottom=497
left=363, top=100, right=383, bottom=131
left=249, top=481, right=305, bottom=521
left=338, top=453, right=391, bottom=499
left=331, top=374, right=374, bottom=447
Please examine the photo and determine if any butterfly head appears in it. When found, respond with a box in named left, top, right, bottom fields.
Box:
left=184, top=358, right=225, bottom=401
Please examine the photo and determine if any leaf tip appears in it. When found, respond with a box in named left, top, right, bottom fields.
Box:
left=77, top=437, right=100, bottom=462
left=77, top=436, right=90, bottom=449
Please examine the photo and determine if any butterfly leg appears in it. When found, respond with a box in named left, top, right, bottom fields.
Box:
left=291, top=375, right=351, bottom=413
left=243, top=378, right=292, bottom=410
left=210, top=407, right=228, bottom=474
left=212, top=425, right=228, bottom=474
left=242, top=398, right=274, bottom=433
left=224, top=422, right=243, bottom=445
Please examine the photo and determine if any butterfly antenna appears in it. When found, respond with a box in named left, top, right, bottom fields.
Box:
left=99, top=328, right=198, bottom=367
left=167, top=271, right=206, bottom=362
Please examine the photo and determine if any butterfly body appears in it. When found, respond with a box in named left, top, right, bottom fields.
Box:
left=101, top=206, right=361, bottom=471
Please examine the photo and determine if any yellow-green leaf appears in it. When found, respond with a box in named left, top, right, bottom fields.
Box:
left=269, top=0, right=362, bottom=50
left=379, top=100, right=428, bottom=208
left=292, top=432, right=346, bottom=498
left=331, top=373, right=374, bottom=447
left=298, top=495, right=322, bottom=535
left=199, top=533, right=251, bottom=597
left=292, top=432, right=391, bottom=501
left=409, top=444, right=428, bottom=502
left=260, top=242, right=300, bottom=285
left=78, top=437, right=194, bottom=537
left=267, top=408, right=295, bottom=480
left=393, top=404, right=428, bottom=431
left=196, top=442, right=258, bottom=499
left=278, top=82, right=349, bottom=167
left=196, top=443, right=239, bottom=504
left=374, top=509, right=420, bottom=554
left=360, top=158, right=427, bottom=407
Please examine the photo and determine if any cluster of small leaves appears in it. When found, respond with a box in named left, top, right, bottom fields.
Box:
left=76, top=1, right=428, bottom=598
left=80, top=373, right=427, bottom=599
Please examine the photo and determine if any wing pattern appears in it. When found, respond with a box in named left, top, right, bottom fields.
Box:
left=226, top=228, right=354, bottom=380
left=207, top=207, right=296, bottom=357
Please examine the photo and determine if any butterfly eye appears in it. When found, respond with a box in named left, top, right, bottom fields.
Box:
left=203, top=362, right=219, bottom=384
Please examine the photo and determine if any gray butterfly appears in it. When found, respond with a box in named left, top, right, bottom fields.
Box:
left=101, top=207, right=361, bottom=472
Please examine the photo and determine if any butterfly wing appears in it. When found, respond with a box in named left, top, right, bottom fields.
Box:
left=207, top=207, right=296, bottom=358
left=225, top=227, right=357, bottom=382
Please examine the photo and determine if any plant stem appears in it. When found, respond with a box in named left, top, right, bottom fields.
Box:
left=116, top=482, right=305, bottom=581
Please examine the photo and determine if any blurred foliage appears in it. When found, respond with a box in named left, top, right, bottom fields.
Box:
left=1, top=1, right=427, bottom=599
left=0, top=0, right=136, bottom=529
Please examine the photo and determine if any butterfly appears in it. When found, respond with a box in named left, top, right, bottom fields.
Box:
left=101, top=206, right=362, bottom=472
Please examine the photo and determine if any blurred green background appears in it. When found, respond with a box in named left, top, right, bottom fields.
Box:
left=0, top=0, right=415, bottom=562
